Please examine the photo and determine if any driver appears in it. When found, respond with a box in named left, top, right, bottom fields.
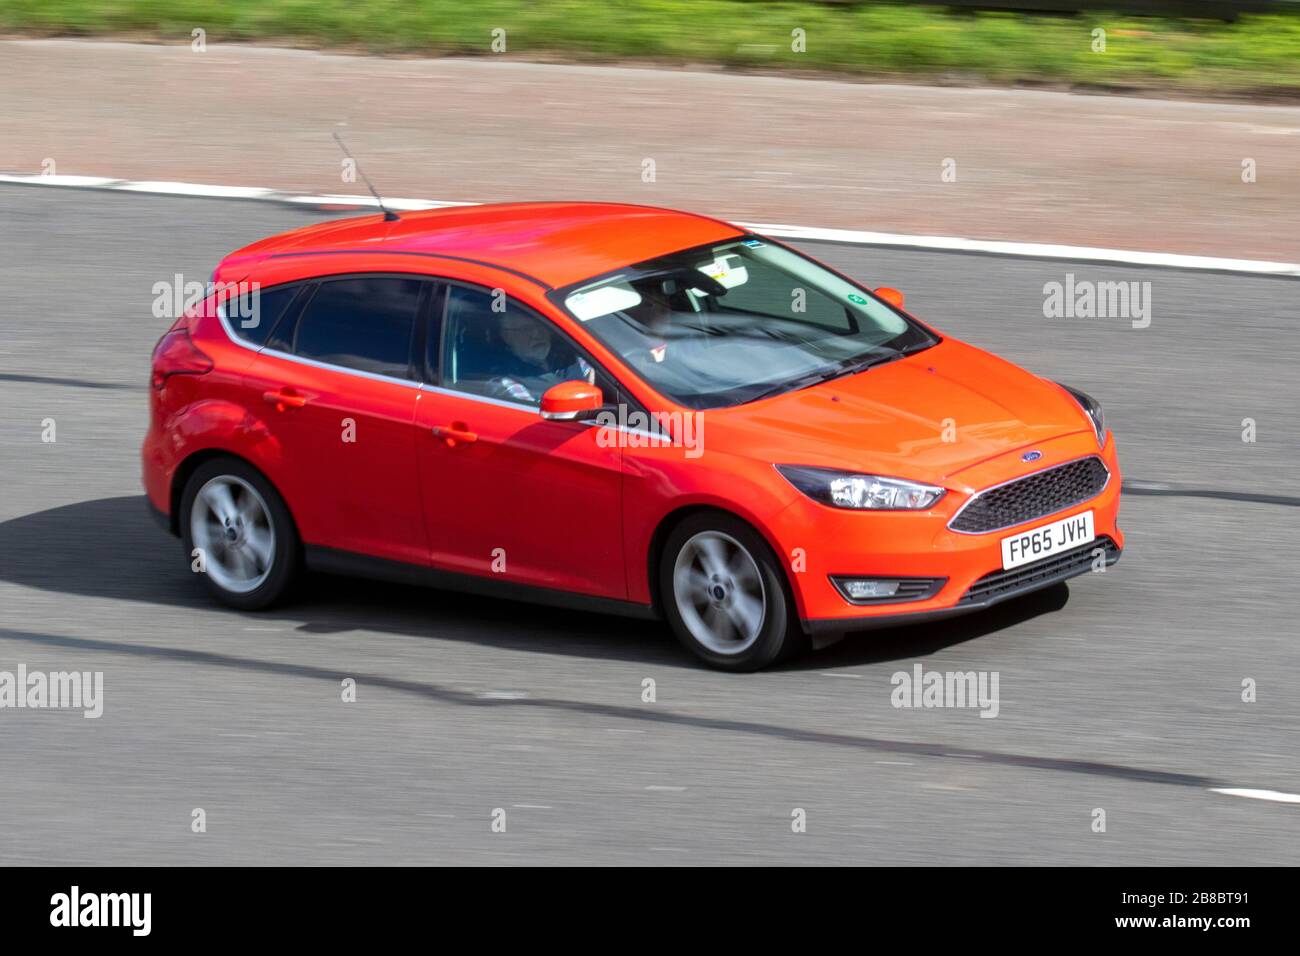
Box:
left=486, top=311, right=594, bottom=404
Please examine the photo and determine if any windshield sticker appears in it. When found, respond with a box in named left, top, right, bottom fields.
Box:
left=847, top=293, right=868, bottom=304
left=696, top=255, right=749, bottom=289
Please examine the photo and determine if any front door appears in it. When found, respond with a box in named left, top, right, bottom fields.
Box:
left=413, top=283, right=626, bottom=599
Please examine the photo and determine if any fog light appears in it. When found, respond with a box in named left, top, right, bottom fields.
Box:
left=830, top=576, right=945, bottom=605
left=841, top=579, right=900, bottom=600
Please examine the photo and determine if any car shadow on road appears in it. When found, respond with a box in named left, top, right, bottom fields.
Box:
left=0, top=495, right=1071, bottom=671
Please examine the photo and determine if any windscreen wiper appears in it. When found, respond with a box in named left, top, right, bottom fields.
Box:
left=747, top=343, right=931, bottom=403
left=832, top=343, right=926, bottom=377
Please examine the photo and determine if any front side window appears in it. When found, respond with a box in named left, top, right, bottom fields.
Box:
left=291, top=277, right=424, bottom=378
left=553, top=238, right=938, bottom=409
left=440, top=285, right=600, bottom=407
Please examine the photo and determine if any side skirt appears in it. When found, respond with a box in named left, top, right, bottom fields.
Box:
left=303, top=545, right=660, bottom=622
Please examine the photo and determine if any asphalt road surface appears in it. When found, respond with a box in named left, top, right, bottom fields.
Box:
left=1, top=185, right=1297, bottom=865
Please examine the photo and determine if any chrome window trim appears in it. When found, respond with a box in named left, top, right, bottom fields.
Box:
left=216, top=275, right=664, bottom=431
left=420, top=382, right=536, bottom=413
left=259, top=345, right=425, bottom=391
left=946, top=454, right=1111, bottom=536
left=221, top=302, right=636, bottom=420
left=217, top=301, right=424, bottom=391
left=216, top=301, right=263, bottom=355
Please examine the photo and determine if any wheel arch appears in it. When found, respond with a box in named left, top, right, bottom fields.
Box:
left=170, top=448, right=297, bottom=539
left=645, top=503, right=801, bottom=620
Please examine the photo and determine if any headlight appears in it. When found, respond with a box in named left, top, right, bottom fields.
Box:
left=776, top=465, right=945, bottom=510
left=1057, top=382, right=1106, bottom=447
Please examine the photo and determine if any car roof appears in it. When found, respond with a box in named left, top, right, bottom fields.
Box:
left=225, top=201, right=744, bottom=289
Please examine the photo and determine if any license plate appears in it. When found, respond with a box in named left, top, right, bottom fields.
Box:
left=1000, top=510, right=1094, bottom=570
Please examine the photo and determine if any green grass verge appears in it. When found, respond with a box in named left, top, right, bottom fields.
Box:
left=3, top=0, right=1300, bottom=96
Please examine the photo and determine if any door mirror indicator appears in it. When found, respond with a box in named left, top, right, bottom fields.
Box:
left=540, top=381, right=604, bottom=421
left=875, top=287, right=904, bottom=308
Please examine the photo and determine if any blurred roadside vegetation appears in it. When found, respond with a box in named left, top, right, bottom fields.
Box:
left=3, top=0, right=1300, bottom=97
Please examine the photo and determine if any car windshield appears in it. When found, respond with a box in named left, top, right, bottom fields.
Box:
left=551, top=238, right=938, bottom=409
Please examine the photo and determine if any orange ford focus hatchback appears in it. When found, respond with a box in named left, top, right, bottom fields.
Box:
left=143, top=202, right=1122, bottom=670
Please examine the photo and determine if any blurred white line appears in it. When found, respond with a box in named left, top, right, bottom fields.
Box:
left=1210, top=788, right=1300, bottom=804
left=511, top=804, right=552, bottom=809
left=818, top=672, right=862, bottom=679
left=743, top=222, right=1300, bottom=277
left=646, top=785, right=687, bottom=792
left=117, top=181, right=277, bottom=199
left=1122, top=481, right=1174, bottom=492
left=0, top=174, right=121, bottom=188
left=3, top=173, right=1296, bottom=276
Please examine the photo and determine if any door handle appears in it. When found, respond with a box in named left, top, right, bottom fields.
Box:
left=431, top=423, right=478, bottom=445
left=263, top=389, right=308, bottom=410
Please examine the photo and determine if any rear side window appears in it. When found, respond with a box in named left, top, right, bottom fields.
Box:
left=226, top=284, right=300, bottom=347
left=292, top=277, right=424, bottom=378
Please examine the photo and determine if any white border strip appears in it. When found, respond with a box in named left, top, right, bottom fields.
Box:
left=3, top=173, right=1297, bottom=277
left=1210, top=787, right=1300, bottom=805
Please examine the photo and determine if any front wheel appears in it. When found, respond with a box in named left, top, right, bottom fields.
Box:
left=659, top=513, right=804, bottom=671
left=180, top=457, right=299, bottom=610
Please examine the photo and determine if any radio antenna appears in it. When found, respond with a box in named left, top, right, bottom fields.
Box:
left=332, top=129, right=399, bottom=222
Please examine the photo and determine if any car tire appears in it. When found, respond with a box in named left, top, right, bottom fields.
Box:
left=179, top=457, right=300, bottom=611
left=659, top=512, right=805, bottom=671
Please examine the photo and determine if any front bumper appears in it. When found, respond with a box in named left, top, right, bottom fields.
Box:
left=802, top=536, right=1121, bottom=635
left=779, top=432, right=1124, bottom=634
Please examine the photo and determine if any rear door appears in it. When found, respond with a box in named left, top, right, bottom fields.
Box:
left=241, top=274, right=433, bottom=565
left=413, top=282, right=627, bottom=599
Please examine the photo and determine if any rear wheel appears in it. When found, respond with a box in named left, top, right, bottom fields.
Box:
left=659, top=513, right=804, bottom=671
left=180, top=457, right=299, bottom=610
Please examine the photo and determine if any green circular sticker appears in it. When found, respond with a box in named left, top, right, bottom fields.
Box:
left=847, top=293, right=867, bottom=304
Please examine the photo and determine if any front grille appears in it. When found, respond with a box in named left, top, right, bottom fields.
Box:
left=959, top=536, right=1119, bottom=605
left=949, top=456, right=1109, bottom=534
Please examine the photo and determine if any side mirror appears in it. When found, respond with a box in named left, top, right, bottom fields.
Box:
left=875, top=287, right=905, bottom=308
left=540, top=380, right=604, bottom=421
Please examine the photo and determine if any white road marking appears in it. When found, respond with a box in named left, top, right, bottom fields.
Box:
left=1122, top=481, right=1175, bottom=491
left=744, top=222, right=1300, bottom=277
left=511, top=804, right=552, bottom=809
left=116, top=181, right=277, bottom=199
left=0, top=174, right=122, bottom=188
left=1210, top=787, right=1300, bottom=805
left=645, top=785, right=687, bottom=792
left=2, top=173, right=1296, bottom=277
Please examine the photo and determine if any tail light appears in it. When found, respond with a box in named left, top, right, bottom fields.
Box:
left=151, top=313, right=213, bottom=390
